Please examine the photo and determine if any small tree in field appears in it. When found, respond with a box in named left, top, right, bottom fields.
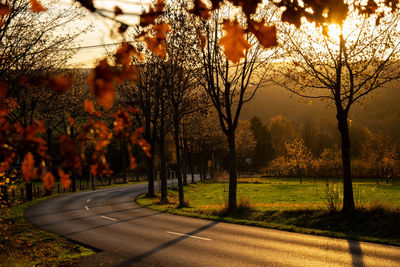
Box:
left=276, top=4, right=400, bottom=212
left=284, top=138, right=312, bottom=184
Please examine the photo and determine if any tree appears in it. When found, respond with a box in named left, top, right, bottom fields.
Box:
left=267, top=115, right=299, bottom=158
left=162, top=2, right=199, bottom=206
left=195, top=6, right=276, bottom=211
left=284, top=138, right=312, bottom=183
left=0, top=0, right=85, bottom=200
left=249, top=116, right=273, bottom=171
left=275, top=4, right=400, bottom=212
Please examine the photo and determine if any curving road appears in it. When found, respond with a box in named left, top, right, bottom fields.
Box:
left=25, top=183, right=400, bottom=266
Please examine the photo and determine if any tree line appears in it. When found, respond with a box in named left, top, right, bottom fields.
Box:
left=1, top=0, right=400, bottom=214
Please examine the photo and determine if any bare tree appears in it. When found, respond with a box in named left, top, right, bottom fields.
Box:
left=195, top=9, right=274, bottom=211
left=275, top=5, right=400, bottom=212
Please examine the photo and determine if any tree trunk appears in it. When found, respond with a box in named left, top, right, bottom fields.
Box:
left=159, top=137, right=168, bottom=204
left=173, top=115, right=185, bottom=207
left=71, top=174, right=77, bottom=192
left=26, top=182, right=32, bottom=201
left=189, top=151, right=194, bottom=183
left=227, top=131, right=237, bottom=212
left=122, top=140, right=127, bottom=184
left=145, top=116, right=155, bottom=197
left=336, top=109, right=355, bottom=213
left=182, top=143, right=188, bottom=185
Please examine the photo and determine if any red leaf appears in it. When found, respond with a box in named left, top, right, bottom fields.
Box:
left=58, top=168, right=71, bottom=189
left=30, top=0, right=46, bottom=13
left=42, top=172, right=55, bottom=191
left=22, top=152, right=36, bottom=183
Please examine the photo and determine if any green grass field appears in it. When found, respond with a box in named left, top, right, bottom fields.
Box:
left=137, top=178, right=400, bottom=246
left=176, top=178, right=400, bottom=209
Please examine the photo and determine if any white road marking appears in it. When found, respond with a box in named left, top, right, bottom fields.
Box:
left=85, top=206, right=89, bottom=210
left=100, top=215, right=117, bottom=221
left=166, top=231, right=212, bottom=241
left=86, top=199, right=91, bottom=202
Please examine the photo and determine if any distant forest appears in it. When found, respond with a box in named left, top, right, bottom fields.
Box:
left=241, top=83, right=400, bottom=140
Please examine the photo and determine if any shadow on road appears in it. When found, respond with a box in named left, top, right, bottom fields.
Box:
left=348, top=239, right=364, bottom=267
left=119, top=221, right=219, bottom=266
left=63, top=211, right=162, bottom=237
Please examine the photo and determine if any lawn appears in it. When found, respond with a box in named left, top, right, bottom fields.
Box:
left=137, top=178, right=400, bottom=246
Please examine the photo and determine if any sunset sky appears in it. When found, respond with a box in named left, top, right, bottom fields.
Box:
left=49, top=0, right=152, bottom=67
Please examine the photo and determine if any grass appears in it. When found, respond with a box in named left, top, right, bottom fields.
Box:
left=0, top=196, right=94, bottom=266
left=137, top=178, right=400, bottom=246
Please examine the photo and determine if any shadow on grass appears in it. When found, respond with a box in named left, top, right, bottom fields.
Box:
left=212, top=205, right=400, bottom=245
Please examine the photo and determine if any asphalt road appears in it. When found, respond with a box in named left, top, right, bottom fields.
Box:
left=25, top=183, right=400, bottom=266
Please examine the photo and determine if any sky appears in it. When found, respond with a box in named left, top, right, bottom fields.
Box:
left=46, top=0, right=152, bottom=68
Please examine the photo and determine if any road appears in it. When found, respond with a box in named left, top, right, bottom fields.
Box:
left=25, top=183, right=400, bottom=266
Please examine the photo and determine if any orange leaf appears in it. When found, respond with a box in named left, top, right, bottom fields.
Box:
left=115, top=43, right=143, bottom=66
left=144, top=36, right=167, bottom=58
left=197, top=29, right=206, bottom=49
left=58, top=168, right=71, bottom=189
left=188, top=0, right=210, bottom=19
left=118, top=23, right=129, bottom=33
left=219, top=19, right=251, bottom=63
left=88, top=59, right=115, bottom=109
left=46, top=74, right=73, bottom=92
left=143, top=23, right=171, bottom=58
left=129, top=154, right=137, bottom=169
left=75, top=0, right=95, bottom=12
left=139, top=0, right=165, bottom=27
left=114, top=5, right=123, bottom=16
left=83, top=99, right=95, bottom=115
left=68, top=117, right=75, bottom=127
left=30, top=0, right=46, bottom=12
left=0, top=4, right=11, bottom=16
left=153, top=23, right=171, bottom=39
left=210, top=0, right=222, bottom=10
left=42, top=172, right=55, bottom=191
left=247, top=20, right=278, bottom=48
left=22, top=152, right=36, bottom=183
left=127, top=106, right=140, bottom=113
left=232, top=0, right=262, bottom=19
left=280, top=5, right=302, bottom=28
